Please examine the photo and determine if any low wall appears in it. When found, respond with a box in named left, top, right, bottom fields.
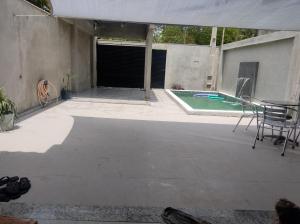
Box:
left=153, top=44, right=219, bottom=90
left=0, top=0, right=93, bottom=112
left=220, top=31, right=300, bottom=101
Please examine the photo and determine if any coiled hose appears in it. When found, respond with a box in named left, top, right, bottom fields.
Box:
left=37, top=80, right=58, bottom=106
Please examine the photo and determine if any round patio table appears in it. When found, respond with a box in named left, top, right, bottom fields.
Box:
left=261, top=99, right=300, bottom=107
left=260, top=99, right=300, bottom=145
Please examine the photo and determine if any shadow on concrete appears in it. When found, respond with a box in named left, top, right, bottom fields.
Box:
left=0, top=116, right=300, bottom=211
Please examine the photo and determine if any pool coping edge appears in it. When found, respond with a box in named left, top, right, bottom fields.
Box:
left=165, top=89, right=248, bottom=117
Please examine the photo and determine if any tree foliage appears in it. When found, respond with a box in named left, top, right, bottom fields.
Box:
left=154, top=25, right=257, bottom=45
left=26, top=0, right=50, bottom=11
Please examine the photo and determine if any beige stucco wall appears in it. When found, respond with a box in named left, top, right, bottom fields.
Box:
left=153, top=44, right=218, bottom=90
left=71, top=27, right=92, bottom=92
left=221, top=37, right=294, bottom=101
left=0, top=0, right=93, bottom=113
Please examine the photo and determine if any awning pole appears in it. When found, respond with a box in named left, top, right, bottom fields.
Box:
left=216, top=27, right=226, bottom=90
left=144, top=24, right=154, bottom=100
left=92, top=36, right=98, bottom=88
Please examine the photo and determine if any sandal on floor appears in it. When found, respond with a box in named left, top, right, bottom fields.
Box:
left=0, top=176, right=19, bottom=201
left=0, top=176, right=19, bottom=187
left=5, top=181, right=21, bottom=199
left=5, top=177, right=31, bottom=200
left=0, top=193, right=10, bottom=202
left=0, top=177, right=31, bottom=201
left=19, top=177, right=31, bottom=194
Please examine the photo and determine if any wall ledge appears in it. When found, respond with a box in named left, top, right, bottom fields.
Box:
left=223, top=31, right=299, bottom=51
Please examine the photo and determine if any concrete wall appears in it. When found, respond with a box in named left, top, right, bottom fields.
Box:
left=0, top=0, right=93, bottom=113
left=71, top=27, right=92, bottom=92
left=154, top=44, right=218, bottom=90
left=220, top=32, right=298, bottom=101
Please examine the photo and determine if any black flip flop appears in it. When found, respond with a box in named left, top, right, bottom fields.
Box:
left=19, top=177, right=31, bottom=194
left=0, top=177, right=31, bottom=201
left=5, top=181, right=20, bottom=198
left=0, top=192, right=10, bottom=202
left=0, top=176, right=19, bottom=187
left=5, top=177, right=31, bottom=200
left=0, top=176, right=19, bottom=202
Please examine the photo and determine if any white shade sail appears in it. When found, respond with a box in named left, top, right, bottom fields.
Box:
left=50, top=0, right=300, bottom=31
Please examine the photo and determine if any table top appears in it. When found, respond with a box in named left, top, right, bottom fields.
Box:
left=261, top=99, right=300, bottom=107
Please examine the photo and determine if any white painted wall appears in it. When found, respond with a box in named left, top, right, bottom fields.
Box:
left=221, top=35, right=295, bottom=101
left=153, top=44, right=218, bottom=90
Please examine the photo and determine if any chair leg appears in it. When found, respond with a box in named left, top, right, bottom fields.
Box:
left=292, top=126, right=300, bottom=149
left=281, top=130, right=290, bottom=156
left=233, top=115, right=244, bottom=132
left=256, top=117, right=260, bottom=140
left=261, top=122, right=265, bottom=141
left=288, top=128, right=293, bottom=138
left=245, top=116, right=255, bottom=131
left=295, top=129, right=300, bottom=147
left=291, top=128, right=296, bottom=149
left=252, top=122, right=261, bottom=149
left=271, top=127, right=274, bottom=138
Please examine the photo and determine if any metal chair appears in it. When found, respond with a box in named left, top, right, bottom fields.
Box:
left=290, top=124, right=300, bottom=149
left=289, top=97, right=300, bottom=148
left=288, top=109, right=300, bottom=149
left=233, top=95, right=261, bottom=132
left=252, top=105, right=296, bottom=156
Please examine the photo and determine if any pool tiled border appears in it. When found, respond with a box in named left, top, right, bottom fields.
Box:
left=165, top=89, right=250, bottom=117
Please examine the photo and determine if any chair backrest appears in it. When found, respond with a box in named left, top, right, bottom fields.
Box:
left=263, top=106, right=288, bottom=124
left=240, top=95, right=251, bottom=102
left=239, top=95, right=258, bottom=114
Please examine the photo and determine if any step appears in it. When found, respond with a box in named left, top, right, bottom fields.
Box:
left=0, top=203, right=275, bottom=224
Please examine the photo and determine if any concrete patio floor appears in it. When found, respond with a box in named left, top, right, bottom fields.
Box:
left=1, top=88, right=300, bottom=222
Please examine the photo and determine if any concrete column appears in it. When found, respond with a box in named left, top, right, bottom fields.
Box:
left=216, top=28, right=226, bottom=90
left=210, top=27, right=218, bottom=47
left=92, top=36, right=98, bottom=88
left=208, top=27, right=219, bottom=90
left=144, top=24, right=154, bottom=100
left=286, top=33, right=300, bottom=101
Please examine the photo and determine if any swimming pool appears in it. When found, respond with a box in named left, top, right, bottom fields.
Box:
left=166, top=90, right=251, bottom=116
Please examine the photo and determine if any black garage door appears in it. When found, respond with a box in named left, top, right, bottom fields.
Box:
left=151, top=49, right=167, bottom=88
left=97, top=45, right=166, bottom=88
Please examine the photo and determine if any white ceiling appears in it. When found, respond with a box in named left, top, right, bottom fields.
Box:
left=49, top=0, right=300, bottom=31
